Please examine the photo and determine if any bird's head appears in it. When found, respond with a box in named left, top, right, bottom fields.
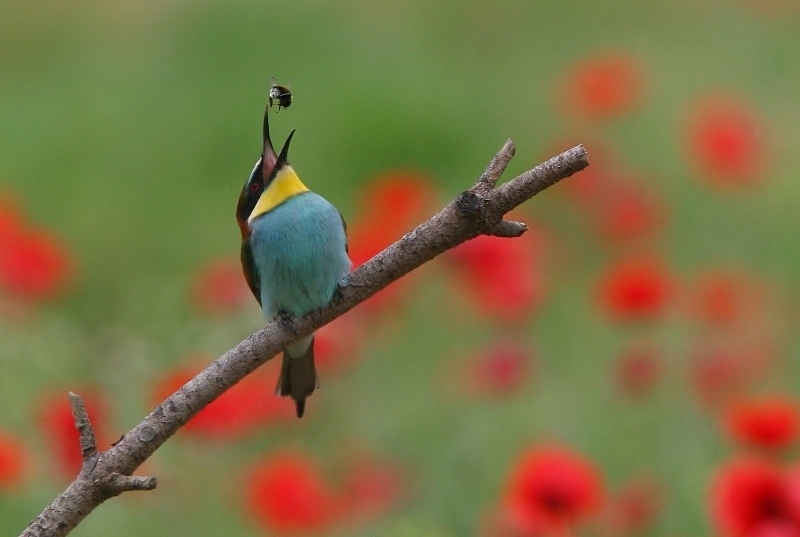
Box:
left=236, top=106, right=306, bottom=238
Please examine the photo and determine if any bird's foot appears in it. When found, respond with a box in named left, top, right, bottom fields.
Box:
left=279, top=311, right=300, bottom=336
left=332, top=275, right=350, bottom=304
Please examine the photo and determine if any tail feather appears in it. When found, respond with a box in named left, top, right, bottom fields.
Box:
left=275, top=337, right=318, bottom=418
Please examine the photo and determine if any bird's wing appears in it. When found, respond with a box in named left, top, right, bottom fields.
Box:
left=339, top=212, right=349, bottom=254
left=240, top=239, right=262, bottom=306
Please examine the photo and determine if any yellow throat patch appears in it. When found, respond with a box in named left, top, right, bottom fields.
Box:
left=248, top=165, right=310, bottom=222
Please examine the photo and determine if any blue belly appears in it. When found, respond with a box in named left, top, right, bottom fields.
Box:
left=248, top=192, right=351, bottom=319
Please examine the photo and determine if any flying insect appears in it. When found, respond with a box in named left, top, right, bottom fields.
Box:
left=268, top=78, right=292, bottom=111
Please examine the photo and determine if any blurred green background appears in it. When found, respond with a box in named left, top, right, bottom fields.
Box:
left=1, top=1, right=800, bottom=535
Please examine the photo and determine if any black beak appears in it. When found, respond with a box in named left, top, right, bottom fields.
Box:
left=260, top=105, right=279, bottom=182
left=274, top=129, right=296, bottom=173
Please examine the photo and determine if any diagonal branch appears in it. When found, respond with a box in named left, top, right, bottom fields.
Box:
left=21, top=142, right=588, bottom=537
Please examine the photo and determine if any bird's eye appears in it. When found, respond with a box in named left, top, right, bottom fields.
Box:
left=249, top=183, right=260, bottom=193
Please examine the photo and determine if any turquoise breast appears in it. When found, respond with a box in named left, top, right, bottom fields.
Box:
left=248, top=192, right=351, bottom=319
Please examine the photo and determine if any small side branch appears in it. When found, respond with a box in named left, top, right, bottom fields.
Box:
left=24, top=394, right=157, bottom=537
left=477, top=139, right=515, bottom=189
left=68, top=393, right=97, bottom=466
left=21, top=142, right=588, bottom=537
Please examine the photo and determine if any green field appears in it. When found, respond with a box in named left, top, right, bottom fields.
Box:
left=2, top=1, right=800, bottom=535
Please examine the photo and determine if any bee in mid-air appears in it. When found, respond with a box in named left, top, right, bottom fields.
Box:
left=268, top=78, right=292, bottom=111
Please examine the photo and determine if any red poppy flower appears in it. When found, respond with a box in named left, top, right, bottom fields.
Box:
left=341, top=456, right=405, bottom=521
left=602, top=476, right=663, bottom=536
left=190, top=257, right=252, bottom=314
left=348, top=170, right=437, bottom=268
left=690, top=346, right=770, bottom=409
left=547, top=139, right=666, bottom=248
left=685, top=94, right=768, bottom=188
left=0, top=227, right=73, bottom=301
left=710, top=457, right=800, bottom=537
left=504, top=444, right=604, bottom=533
left=347, top=170, right=437, bottom=311
left=695, top=272, right=743, bottom=326
left=692, top=349, right=745, bottom=409
left=458, top=343, right=533, bottom=397
left=614, top=346, right=661, bottom=398
left=596, top=255, right=671, bottom=322
left=591, top=179, right=666, bottom=246
left=559, top=52, right=646, bottom=119
left=153, top=360, right=293, bottom=439
left=724, top=395, right=800, bottom=450
left=246, top=450, right=341, bottom=533
left=37, top=390, right=107, bottom=478
left=0, top=431, right=27, bottom=491
left=362, top=171, right=436, bottom=234
left=688, top=270, right=766, bottom=327
left=449, top=226, right=547, bottom=322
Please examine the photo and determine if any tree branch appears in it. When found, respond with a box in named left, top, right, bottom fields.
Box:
left=68, top=392, right=97, bottom=467
left=21, top=142, right=588, bottom=537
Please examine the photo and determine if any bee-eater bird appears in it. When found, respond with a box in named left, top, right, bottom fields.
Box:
left=236, top=104, right=351, bottom=418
